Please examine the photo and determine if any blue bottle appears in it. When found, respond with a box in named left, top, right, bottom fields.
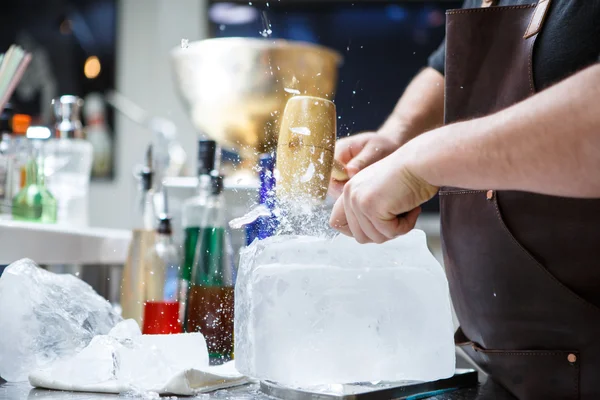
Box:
left=246, top=153, right=278, bottom=244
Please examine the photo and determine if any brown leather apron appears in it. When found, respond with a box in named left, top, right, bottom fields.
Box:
left=440, top=0, right=600, bottom=399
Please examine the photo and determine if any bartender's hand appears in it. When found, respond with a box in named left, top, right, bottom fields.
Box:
left=329, top=132, right=401, bottom=198
left=329, top=146, right=438, bottom=244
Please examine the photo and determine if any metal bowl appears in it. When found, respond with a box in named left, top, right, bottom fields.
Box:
left=171, top=37, right=342, bottom=163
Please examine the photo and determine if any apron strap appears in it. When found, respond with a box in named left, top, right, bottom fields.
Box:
left=481, top=0, right=552, bottom=40
left=524, top=0, right=551, bottom=39
left=481, top=0, right=498, bottom=7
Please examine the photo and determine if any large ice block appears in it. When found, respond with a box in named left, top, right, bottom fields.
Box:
left=234, top=229, right=455, bottom=386
left=0, top=258, right=121, bottom=382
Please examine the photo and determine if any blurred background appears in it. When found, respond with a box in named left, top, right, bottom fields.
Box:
left=0, top=0, right=461, bottom=230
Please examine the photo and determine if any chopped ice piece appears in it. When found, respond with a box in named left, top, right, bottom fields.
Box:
left=284, top=88, right=301, bottom=95
left=229, top=205, right=272, bottom=229
left=181, top=38, right=189, bottom=49
left=290, top=127, right=311, bottom=136
left=300, top=163, right=315, bottom=183
left=31, top=320, right=210, bottom=392
left=234, top=230, right=455, bottom=386
left=0, top=258, right=121, bottom=382
left=109, top=319, right=142, bottom=341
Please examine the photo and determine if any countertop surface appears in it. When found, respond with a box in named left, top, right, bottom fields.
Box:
left=0, top=379, right=517, bottom=400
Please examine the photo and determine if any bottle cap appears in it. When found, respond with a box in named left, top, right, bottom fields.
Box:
left=52, top=95, right=84, bottom=139
left=83, top=92, right=105, bottom=118
left=12, top=114, right=31, bottom=135
left=156, top=213, right=172, bottom=235
left=198, top=139, right=217, bottom=176
left=140, top=144, right=153, bottom=191
left=210, top=173, right=224, bottom=195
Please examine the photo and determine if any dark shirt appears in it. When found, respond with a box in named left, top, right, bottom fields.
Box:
left=428, top=0, right=600, bottom=90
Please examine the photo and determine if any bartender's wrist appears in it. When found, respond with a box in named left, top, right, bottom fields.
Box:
left=378, top=115, right=424, bottom=148
left=400, top=126, right=445, bottom=189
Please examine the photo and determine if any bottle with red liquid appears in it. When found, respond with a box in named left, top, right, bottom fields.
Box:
left=142, top=194, right=182, bottom=335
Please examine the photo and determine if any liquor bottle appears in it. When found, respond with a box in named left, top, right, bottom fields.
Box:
left=120, top=145, right=158, bottom=325
left=180, top=139, right=218, bottom=325
left=184, top=173, right=234, bottom=363
left=83, top=92, right=113, bottom=179
left=44, top=95, right=93, bottom=227
left=245, top=152, right=278, bottom=244
left=0, top=105, right=31, bottom=207
left=142, top=191, right=182, bottom=335
left=12, top=149, right=57, bottom=224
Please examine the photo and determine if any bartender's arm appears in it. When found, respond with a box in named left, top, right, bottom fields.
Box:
left=330, top=63, right=600, bottom=244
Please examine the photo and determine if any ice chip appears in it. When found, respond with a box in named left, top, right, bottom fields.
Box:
left=0, top=258, right=122, bottom=382
left=234, top=230, right=455, bottom=386
left=300, top=163, right=315, bottom=183
left=290, top=127, right=311, bottom=136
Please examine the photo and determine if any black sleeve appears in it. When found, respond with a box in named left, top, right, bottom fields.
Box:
left=427, top=0, right=481, bottom=76
left=427, top=39, right=446, bottom=76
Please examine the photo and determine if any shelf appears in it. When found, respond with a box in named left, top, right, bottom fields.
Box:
left=0, top=218, right=131, bottom=265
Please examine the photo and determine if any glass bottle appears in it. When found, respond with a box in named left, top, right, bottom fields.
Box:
left=246, top=153, right=278, bottom=244
left=180, top=139, right=218, bottom=325
left=0, top=105, right=16, bottom=207
left=0, top=106, right=32, bottom=210
left=184, top=174, right=234, bottom=363
left=142, top=212, right=182, bottom=335
left=120, top=144, right=158, bottom=325
left=83, top=92, right=113, bottom=179
left=44, top=95, right=93, bottom=227
left=12, top=150, right=57, bottom=224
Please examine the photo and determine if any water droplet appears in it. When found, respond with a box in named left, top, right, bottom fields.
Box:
left=352, top=90, right=356, bottom=95
left=219, top=24, right=225, bottom=31
left=460, top=86, right=464, bottom=89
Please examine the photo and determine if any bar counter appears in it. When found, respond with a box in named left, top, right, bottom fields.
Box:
left=0, top=378, right=518, bottom=399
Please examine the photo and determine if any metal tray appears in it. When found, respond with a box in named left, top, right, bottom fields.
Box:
left=260, top=369, right=478, bottom=400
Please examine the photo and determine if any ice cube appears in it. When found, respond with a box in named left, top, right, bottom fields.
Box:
left=234, top=230, right=455, bottom=386
left=0, top=258, right=122, bottom=382
left=32, top=320, right=210, bottom=392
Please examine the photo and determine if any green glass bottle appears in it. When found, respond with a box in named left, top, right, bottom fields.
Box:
left=183, top=174, right=235, bottom=364
left=12, top=154, right=57, bottom=224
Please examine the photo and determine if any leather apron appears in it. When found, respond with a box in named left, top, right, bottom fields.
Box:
left=440, top=0, right=600, bottom=399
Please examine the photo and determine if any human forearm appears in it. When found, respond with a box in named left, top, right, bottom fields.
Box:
left=406, top=64, right=600, bottom=197
left=379, top=67, right=445, bottom=146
